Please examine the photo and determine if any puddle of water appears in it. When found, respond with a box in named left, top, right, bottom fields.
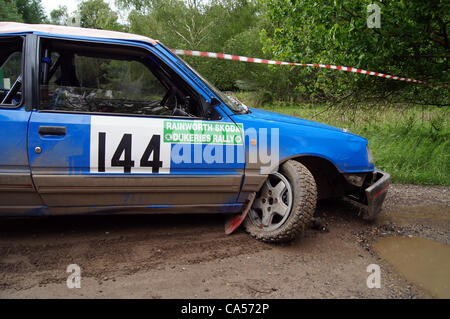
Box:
left=373, top=236, right=450, bottom=298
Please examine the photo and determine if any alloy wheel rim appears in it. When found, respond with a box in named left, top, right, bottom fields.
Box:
left=249, top=172, right=293, bottom=232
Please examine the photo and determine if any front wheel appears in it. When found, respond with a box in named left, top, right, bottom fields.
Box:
left=244, top=160, right=317, bottom=243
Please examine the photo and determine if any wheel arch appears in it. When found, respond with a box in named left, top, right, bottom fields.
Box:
left=278, top=154, right=346, bottom=199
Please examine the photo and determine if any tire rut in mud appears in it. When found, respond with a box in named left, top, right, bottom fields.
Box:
left=0, top=214, right=270, bottom=289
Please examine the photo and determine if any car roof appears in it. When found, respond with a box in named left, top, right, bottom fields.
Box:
left=0, top=22, right=157, bottom=45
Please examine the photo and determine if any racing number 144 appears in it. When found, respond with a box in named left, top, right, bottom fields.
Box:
left=97, top=132, right=163, bottom=173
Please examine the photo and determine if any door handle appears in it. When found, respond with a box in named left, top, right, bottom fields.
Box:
left=38, top=126, right=67, bottom=136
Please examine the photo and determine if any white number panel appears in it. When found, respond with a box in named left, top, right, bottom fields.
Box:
left=90, top=116, right=171, bottom=174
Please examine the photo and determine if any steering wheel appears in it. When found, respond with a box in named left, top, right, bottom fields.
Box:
left=159, top=87, right=194, bottom=117
left=160, top=87, right=174, bottom=108
left=1, top=74, right=22, bottom=105
left=160, top=88, right=180, bottom=116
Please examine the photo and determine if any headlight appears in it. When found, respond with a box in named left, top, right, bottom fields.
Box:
left=366, top=146, right=374, bottom=165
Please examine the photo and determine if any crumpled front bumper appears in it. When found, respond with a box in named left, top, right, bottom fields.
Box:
left=344, top=169, right=390, bottom=220
left=363, top=169, right=390, bottom=220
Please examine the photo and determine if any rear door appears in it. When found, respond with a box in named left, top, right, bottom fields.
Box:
left=27, top=36, right=245, bottom=214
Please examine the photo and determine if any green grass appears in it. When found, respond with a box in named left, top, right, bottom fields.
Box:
left=234, top=92, right=450, bottom=186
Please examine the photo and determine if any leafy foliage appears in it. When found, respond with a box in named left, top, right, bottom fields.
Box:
left=49, top=5, right=70, bottom=26
left=0, top=0, right=23, bottom=22
left=16, top=0, right=46, bottom=23
left=0, top=0, right=46, bottom=23
left=262, top=0, right=449, bottom=104
left=78, top=0, right=122, bottom=30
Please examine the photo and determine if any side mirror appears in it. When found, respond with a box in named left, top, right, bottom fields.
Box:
left=210, top=98, right=220, bottom=107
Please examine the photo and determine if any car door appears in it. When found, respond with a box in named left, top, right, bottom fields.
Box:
left=27, top=36, right=245, bottom=214
left=0, top=34, right=44, bottom=215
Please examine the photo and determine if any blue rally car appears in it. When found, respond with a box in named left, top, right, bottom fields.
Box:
left=0, top=22, right=390, bottom=242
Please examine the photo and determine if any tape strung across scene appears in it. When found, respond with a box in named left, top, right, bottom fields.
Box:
left=172, top=49, right=447, bottom=88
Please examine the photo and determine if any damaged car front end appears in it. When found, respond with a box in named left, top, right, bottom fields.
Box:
left=343, top=169, right=390, bottom=220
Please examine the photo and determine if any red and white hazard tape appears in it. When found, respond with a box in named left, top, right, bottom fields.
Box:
left=172, top=49, right=446, bottom=87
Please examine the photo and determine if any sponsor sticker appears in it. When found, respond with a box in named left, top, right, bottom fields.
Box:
left=163, top=120, right=243, bottom=145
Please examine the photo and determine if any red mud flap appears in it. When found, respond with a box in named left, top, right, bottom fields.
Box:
left=225, top=193, right=256, bottom=235
left=363, top=169, right=390, bottom=220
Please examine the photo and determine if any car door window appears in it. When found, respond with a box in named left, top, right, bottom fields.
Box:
left=38, top=39, right=201, bottom=118
left=0, top=37, right=23, bottom=107
left=40, top=53, right=172, bottom=115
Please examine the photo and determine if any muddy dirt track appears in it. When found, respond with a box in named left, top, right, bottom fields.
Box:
left=0, top=184, right=449, bottom=299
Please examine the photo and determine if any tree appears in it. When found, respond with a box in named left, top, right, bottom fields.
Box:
left=262, top=0, right=449, bottom=102
left=77, top=0, right=122, bottom=30
left=0, top=0, right=23, bottom=22
left=16, top=0, right=46, bottom=23
left=50, top=5, right=70, bottom=26
left=0, top=0, right=46, bottom=23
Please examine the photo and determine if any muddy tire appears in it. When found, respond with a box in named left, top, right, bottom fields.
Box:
left=244, top=160, right=317, bottom=243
